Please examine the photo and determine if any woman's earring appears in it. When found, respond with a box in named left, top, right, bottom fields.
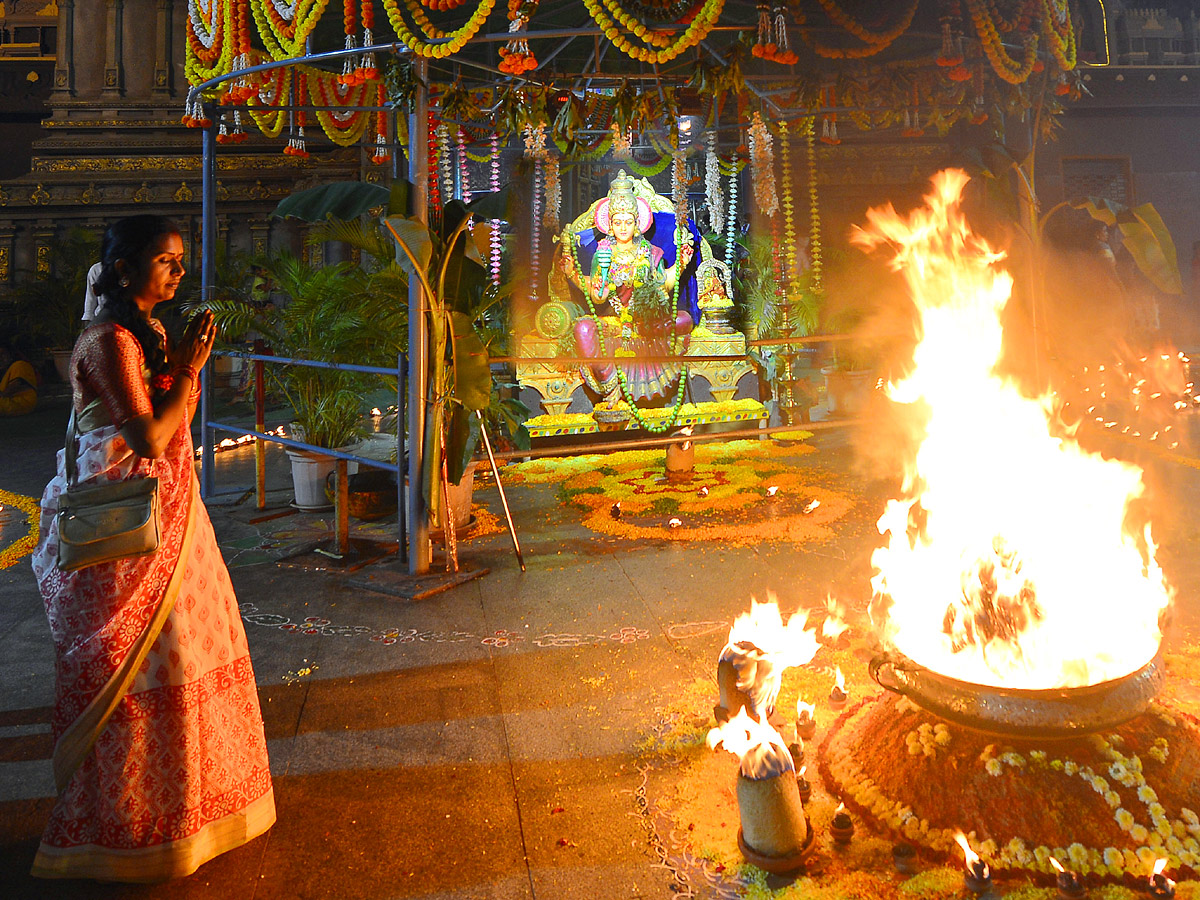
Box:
left=119, top=277, right=130, bottom=287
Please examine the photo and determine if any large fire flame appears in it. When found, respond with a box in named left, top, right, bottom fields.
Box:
left=720, top=596, right=821, bottom=715
left=861, top=170, right=1171, bottom=689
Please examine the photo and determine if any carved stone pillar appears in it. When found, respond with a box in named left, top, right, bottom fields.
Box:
left=53, top=0, right=76, bottom=97
left=33, top=227, right=57, bottom=281
left=153, top=0, right=173, bottom=96
left=0, top=227, right=16, bottom=286
left=248, top=218, right=271, bottom=257
left=102, top=0, right=124, bottom=97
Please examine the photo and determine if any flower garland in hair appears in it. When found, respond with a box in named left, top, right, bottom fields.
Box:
left=705, top=131, right=723, bottom=235
left=806, top=119, right=822, bottom=294
left=499, top=0, right=539, bottom=74
left=489, top=132, right=502, bottom=284
left=748, top=112, right=778, bottom=219
left=457, top=128, right=471, bottom=203
left=544, top=154, right=561, bottom=234
left=611, top=123, right=632, bottom=161
left=437, top=122, right=455, bottom=201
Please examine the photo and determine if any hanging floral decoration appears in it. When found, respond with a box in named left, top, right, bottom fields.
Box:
left=819, top=85, right=840, bottom=145
left=611, top=123, right=632, bottom=161
left=723, top=154, right=738, bottom=275
left=748, top=112, right=778, bottom=220
left=436, top=122, right=455, bottom=200
left=704, top=131, right=723, bottom=235
left=456, top=128, right=472, bottom=203
left=489, top=132, right=502, bottom=284
left=796, top=0, right=920, bottom=60
left=806, top=118, right=822, bottom=295
left=371, top=82, right=391, bottom=163
left=543, top=154, right=561, bottom=234
left=531, top=158, right=543, bottom=304
left=338, top=0, right=359, bottom=84
left=381, top=0, right=497, bottom=59
left=778, top=120, right=798, bottom=289
left=427, top=113, right=443, bottom=222
left=499, top=0, right=539, bottom=74
left=752, top=2, right=798, bottom=64
left=580, top=0, right=726, bottom=66
left=671, top=148, right=688, bottom=233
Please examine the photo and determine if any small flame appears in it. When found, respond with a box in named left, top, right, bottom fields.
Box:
left=720, top=596, right=822, bottom=717
left=1049, top=857, right=1066, bottom=874
left=954, top=831, right=986, bottom=874
left=835, top=802, right=846, bottom=815
left=821, top=596, right=850, bottom=641
left=803, top=499, right=820, bottom=514
left=1153, top=858, right=1168, bottom=877
left=766, top=485, right=780, bottom=497
left=706, top=707, right=793, bottom=779
left=678, top=426, right=694, bottom=451
left=667, top=517, right=682, bottom=528
left=798, top=765, right=806, bottom=778
left=796, top=699, right=815, bottom=720
left=371, top=407, right=382, bottom=416
left=833, top=666, right=846, bottom=693
left=698, top=486, right=709, bottom=497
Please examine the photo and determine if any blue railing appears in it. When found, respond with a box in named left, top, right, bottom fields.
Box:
left=199, top=348, right=407, bottom=560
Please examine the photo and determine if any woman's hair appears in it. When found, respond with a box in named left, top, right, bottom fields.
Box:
left=93, top=214, right=181, bottom=377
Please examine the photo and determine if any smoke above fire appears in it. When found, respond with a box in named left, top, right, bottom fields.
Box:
left=860, top=170, right=1172, bottom=690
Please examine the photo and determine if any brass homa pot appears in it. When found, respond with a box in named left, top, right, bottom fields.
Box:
left=868, top=649, right=1165, bottom=739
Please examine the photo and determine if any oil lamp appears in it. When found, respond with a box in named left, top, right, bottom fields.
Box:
left=828, top=667, right=848, bottom=711
left=892, top=842, right=918, bottom=874
left=795, top=699, right=816, bottom=740
left=829, top=802, right=854, bottom=845
left=787, top=736, right=804, bottom=770
left=1049, top=857, right=1087, bottom=900
left=1149, top=859, right=1175, bottom=900
left=796, top=765, right=811, bottom=804
left=954, top=831, right=991, bottom=895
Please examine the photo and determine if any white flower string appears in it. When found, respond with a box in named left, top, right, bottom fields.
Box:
left=748, top=112, right=779, bottom=219
left=456, top=128, right=471, bottom=204
left=806, top=118, right=823, bottom=294
left=489, top=132, right=502, bottom=285
left=437, top=123, right=454, bottom=202
left=543, top=154, right=561, bottom=234
left=531, top=159, right=543, bottom=304
left=705, top=131, right=723, bottom=235
left=724, top=154, right=738, bottom=274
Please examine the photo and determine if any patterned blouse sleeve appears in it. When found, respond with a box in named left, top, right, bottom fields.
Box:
left=80, top=324, right=153, bottom=427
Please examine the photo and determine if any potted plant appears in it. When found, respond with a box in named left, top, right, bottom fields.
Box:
left=10, top=228, right=99, bottom=379
left=198, top=244, right=406, bottom=509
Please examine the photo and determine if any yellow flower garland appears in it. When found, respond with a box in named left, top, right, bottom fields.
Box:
left=1040, top=0, right=1076, bottom=71
left=581, top=0, right=725, bottom=65
left=0, top=489, right=40, bottom=571
left=967, top=0, right=1041, bottom=84
left=247, top=0, right=331, bottom=61
left=381, top=0, right=496, bottom=58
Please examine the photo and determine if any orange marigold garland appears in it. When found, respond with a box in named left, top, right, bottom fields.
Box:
left=356, top=0, right=380, bottom=82
left=966, top=0, right=1040, bottom=84
left=1040, top=0, right=1076, bottom=71
left=580, top=0, right=725, bottom=66
left=797, top=0, right=919, bottom=59
left=381, top=0, right=496, bottom=60
left=247, top=0, right=332, bottom=61
left=283, top=72, right=311, bottom=157
left=371, top=82, right=391, bottom=163
left=338, top=0, right=358, bottom=84
left=752, top=2, right=799, bottom=64
left=499, top=0, right=539, bottom=74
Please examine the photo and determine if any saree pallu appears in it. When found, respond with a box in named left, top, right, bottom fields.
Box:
left=30, top=412, right=274, bottom=882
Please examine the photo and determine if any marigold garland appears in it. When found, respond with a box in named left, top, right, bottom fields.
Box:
left=796, top=0, right=919, bottom=59
left=779, top=120, right=798, bottom=288
left=247, top=0, right=331, bottom=61
left=498, top=0, right=539, bottom=73
left=967, top=0, right=1040, bottom=84
left=806, top=117, right=822, bottom=294
left=580, top=0, right=725, bottom=66
left=704, top=131, right=723, bottom=235
left=381, top=0, right=496, bottom=59
left=0, top=490, right=40, bottom=571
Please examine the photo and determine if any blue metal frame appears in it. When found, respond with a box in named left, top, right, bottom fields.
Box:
left=200, top=349, right=408, bottom=561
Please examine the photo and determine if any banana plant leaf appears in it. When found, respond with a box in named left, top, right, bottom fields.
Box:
left=273, top=181, right=394, bottom=222
left=1074, top=197, right=1182, bottom=295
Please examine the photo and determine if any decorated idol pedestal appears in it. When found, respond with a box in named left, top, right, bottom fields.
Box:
left=516, top=171, right=763, bottom=439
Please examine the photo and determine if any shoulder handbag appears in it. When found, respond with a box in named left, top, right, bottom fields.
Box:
left=56, top=409, right=161, bottom=571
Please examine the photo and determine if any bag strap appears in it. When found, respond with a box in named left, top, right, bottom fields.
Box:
left=64, top=407, right=79, bottom=487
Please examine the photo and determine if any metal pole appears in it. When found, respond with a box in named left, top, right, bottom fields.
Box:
left=476, top=411, right=524, bottom=572
left=407, top=59, right=430, bottom=574
left=200, top=113, right=217, bottom=499
left=397, top=351, right=407, bottom=562
left=254, top=339, right=266, bottom=509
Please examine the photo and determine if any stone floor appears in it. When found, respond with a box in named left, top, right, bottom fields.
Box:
left=2, top=389, right=1199, bottom=899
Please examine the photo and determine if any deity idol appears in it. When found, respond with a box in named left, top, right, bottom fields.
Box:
left=559, top=170, right=695, bottom=408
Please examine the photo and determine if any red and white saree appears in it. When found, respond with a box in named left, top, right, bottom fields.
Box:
left=30, top=322, right=274, bottom=882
